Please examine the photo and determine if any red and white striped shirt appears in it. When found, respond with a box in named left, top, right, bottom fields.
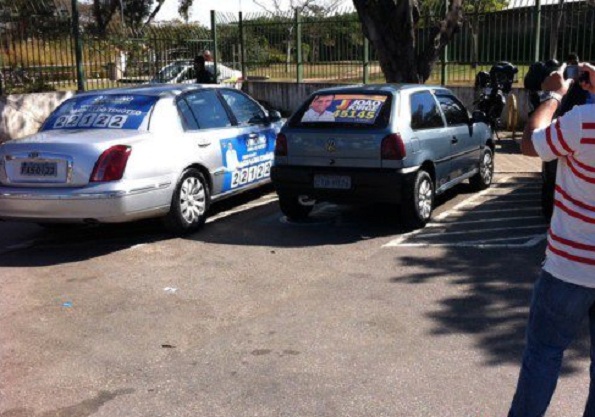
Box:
left=533, top=104, right=595, bottom=286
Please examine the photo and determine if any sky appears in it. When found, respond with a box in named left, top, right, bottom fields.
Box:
left=156, top=0, right=267, bottom=26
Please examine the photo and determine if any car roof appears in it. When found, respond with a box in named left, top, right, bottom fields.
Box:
left=76, top=84, right=226, bottom=99
left=310, top=83, right=450, bottom=96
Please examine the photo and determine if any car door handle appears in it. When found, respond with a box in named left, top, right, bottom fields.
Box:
left=451, top=136, right=459, bottom=144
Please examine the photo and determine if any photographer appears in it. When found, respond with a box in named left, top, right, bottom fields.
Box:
left=508, top=63, right=595, bottom=417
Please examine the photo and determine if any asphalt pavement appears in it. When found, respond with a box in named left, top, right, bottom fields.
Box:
left=2, top=138, right=592, bottom=417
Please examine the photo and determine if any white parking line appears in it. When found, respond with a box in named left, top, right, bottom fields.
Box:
left=461, top=197, right=541, bottom=207
left=206, top=195, right=278, bottom=223
left=383, top=176, right=547, bottom=248
left=386, top=234, right=547, bottom=248
left=458, top=207, right=541, bottom=213
left=410, top=224, right=547, bottom=239
left=425, top=215, right=544, bottom=227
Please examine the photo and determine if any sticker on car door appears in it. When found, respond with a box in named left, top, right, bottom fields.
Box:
left=220, top=128, right=276, bottom=192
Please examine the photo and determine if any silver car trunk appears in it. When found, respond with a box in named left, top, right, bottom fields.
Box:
left=0, top=129, right=149, bottom=187
left=287, top=131, right=385, bottom=168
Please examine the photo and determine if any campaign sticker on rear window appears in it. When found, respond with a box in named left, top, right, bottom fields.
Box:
left=300, top=94, right=387, bottom=124
left=43, top=94, right=158, bottom=131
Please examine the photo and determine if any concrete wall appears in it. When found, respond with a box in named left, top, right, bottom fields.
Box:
left=0, top=91, right=75, bottom=143
left=244, top=81, right=531, bottom=129
left=0, top=83, right=531, bottom=143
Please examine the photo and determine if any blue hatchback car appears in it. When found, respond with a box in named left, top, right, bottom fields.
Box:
left=271, top=84, right=494, bottom=229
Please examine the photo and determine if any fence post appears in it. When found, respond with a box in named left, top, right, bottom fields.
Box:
left=295, top=9, right=302, bottom=84
left=441, top=0, right=448, bottom=86
left=211, top=10, right=218, bottom=81
left=72, top=0, right=85, bottom=91
left=239, top=11, right=246, bottom=81
left=363, top=37, right=369, bottom=84
left=533, top=0, right=542, bottom=62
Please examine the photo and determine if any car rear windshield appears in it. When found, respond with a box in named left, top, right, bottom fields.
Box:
left=41, top=94, right=159, bottom=132
left=289, top=93, right=392, bottom=129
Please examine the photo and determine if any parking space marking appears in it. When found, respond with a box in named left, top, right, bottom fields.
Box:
left=206, top=194, right=278, bottom=223
left=408, top=224, right=547, bottom=239
left=383, top=175, right=549, bottom=248
left=388, top=234, right=546, bottom=249
left=425, top=215, right=543, bottom=227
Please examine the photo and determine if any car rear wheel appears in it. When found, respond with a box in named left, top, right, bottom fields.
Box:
left=402, top=170, right=434, bottom=230
left=469, top=148, right=494, bottom=191
left=278, top=194, right=314, bottom=221
left=163, top=169, right=210, bottom=235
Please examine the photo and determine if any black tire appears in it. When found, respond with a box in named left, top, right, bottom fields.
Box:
left=469, top=148, right=494, bottom=191
left=278, top=193, right=314, bottom=221
left=163, top=169, right=210, bottom=235
left=401, top=170, right=434, bottom=230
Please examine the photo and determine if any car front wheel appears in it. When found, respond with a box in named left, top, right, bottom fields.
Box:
left=469, top=148, right=494, bottom=191
left=163, top=169, right=210, bottom=235
left=402, top=170, right=434, bottom=230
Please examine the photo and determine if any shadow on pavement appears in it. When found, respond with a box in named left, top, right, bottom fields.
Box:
left=391, top=243, right=590, bottom=375
left=0, top=181, right=478, bottom=267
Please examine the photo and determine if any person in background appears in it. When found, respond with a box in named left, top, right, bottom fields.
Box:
left=194, top=55, right=216, bottom=85
left=507, top=63, right=595, bottom=417
left=203, top=50, right=213, bottom=62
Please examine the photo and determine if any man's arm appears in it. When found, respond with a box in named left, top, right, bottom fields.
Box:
left=521, top=100, right=559, bottom=157
left=521, top=66, right=572, bottom=157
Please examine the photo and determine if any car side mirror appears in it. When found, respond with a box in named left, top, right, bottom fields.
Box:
left=268, top=110, right=282, bottom=123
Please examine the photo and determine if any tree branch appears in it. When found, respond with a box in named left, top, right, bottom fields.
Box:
left=417, top=0, right=464, bottom=82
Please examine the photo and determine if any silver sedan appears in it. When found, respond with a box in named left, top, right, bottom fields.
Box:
left=0, top=84, right=282, bottom=234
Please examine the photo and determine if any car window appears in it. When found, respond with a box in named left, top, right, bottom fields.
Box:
left=41, top=94, right=158, bottom=132
left=436, top=95, right=469, bottom=126
left=220, top=89, right=266, bottom=125
left=179, top=67, right=196, bottom=82
left=184, top=90, right=232, bottom=129
left=177, top=98, right=198, bottom=130
left=410, top=91, right=444, bottom=130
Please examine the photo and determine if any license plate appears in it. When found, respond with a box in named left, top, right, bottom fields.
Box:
left=314, top=174, right=351, bottom=190
left=20, top=162, right=58, bottom=177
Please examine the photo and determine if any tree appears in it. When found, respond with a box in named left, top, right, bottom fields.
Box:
left=253, top=0, right=346, bottom=72
left=353, top=0, right=507, bottom=83
left=462, top=0, right=508, bottom=68
left=86, top=0, right=194, bottom=34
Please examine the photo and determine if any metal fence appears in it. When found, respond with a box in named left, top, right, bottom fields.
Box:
left=0, top=7, right=213, bottom=94
left=1, top=1, right=594, bottom=95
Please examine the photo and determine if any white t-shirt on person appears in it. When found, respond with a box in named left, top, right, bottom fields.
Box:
left=532, top=103, right=595, bottom=287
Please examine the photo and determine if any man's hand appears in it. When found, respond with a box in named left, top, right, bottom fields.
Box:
left=541, top=63, right=573, bottom=96
left=579, top=62, right=595, bottom=94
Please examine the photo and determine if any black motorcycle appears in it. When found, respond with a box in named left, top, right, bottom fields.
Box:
left=474, top=62, right=518, bottom=140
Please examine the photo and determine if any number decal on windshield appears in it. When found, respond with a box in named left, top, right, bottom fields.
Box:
left=108, top=115, right=128, bottom=128
left=93, top=114, right=110, bottom=128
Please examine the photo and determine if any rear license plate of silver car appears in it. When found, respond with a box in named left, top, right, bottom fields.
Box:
left=20, top=162, right=58, bottom=177
left=314, top=174, right=351, bottom=189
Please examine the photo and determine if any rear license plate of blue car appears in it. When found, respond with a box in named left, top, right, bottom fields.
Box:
left=314, top=174, right=351, bottom=189
left=20, top=162, right=58, bottom=177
